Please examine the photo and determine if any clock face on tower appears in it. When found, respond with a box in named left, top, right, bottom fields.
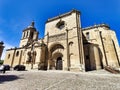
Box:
left=56, top=20, right=65, bottom=29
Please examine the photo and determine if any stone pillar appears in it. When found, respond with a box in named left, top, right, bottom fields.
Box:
left=11, top=48, right=17, bottom=67
left=18, top=50, right=23, bottom=65
left=66, top=29, right=70, bottom=71
left=94, top=45, right=102, bottom=69
left=99, top=31, right=108, bottom=66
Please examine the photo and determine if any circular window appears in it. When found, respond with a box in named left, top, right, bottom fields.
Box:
left=56, top=20, right=65, bottom=29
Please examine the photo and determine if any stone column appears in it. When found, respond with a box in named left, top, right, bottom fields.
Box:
left=18, top=50, right=23, bottom=65
left=94, top=45, right=102, bottom=69
left=66, top=29, right=70, bottom=71
left=99, top=31, right=108, bottom=66
left=11, top=47, right=17, bottom=67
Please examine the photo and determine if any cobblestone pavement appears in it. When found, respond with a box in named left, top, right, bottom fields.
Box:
left=0, top=70, right=120, bottom=90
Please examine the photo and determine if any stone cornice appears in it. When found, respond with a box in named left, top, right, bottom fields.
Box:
left=46, top=9, right=81, bottom=23
left=6, top=47, right=23, bottom=51
left=82, top=24, right=110, bottom=31
left=23, top=27, right=37, bottom=32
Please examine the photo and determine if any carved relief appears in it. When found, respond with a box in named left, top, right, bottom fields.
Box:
left=49, top=33, right=66, bottom=42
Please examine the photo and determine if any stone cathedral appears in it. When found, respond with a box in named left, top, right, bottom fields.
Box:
left=4, top=10, right=120, bottom=71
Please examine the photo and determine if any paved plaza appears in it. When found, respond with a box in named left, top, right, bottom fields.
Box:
left=0, top=70, right=120, bottom=90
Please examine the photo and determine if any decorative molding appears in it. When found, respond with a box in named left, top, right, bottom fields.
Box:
left=49, top=33, right=66, bottom=42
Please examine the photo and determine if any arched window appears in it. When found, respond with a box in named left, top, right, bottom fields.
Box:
left=26, top=31, right=29, bottom=37
left=8, top=54, right=10, bottom=59
left=69, top=41, right=73, bottom=46
left=69, top=41, right=73, bottom=54
left=30, top=32, right=34, bottom=39
left=16, top=51, right=19, bottom=57
left=24, top=32, right=27, bottom=38
left=22, top=33, right=25, bottom=39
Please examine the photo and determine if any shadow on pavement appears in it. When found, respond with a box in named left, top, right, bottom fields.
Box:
left=0, top=75, right=20, bottom=84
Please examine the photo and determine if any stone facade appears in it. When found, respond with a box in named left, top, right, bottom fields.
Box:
left=82, top=24, right=120, bottom=71
left=4, top=10, right=120, bottom=71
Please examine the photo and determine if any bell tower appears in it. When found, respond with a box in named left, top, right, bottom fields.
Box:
left=19, top=21, right=39, bottom=47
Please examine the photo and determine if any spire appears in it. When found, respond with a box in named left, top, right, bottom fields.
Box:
left=0, top=41, right=4, bottom=45
left=31, top=21, right=34, bottom=27
left=28, top=21, right=35, bottom=28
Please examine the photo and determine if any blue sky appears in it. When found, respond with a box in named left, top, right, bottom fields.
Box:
left=0, top=0, right=120, bottom=59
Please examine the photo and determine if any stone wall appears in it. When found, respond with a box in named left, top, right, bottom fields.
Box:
left=82, top=24, right=120, bottom=68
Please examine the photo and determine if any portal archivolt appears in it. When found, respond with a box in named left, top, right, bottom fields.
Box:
left=48, top=43, right=64, bottom=70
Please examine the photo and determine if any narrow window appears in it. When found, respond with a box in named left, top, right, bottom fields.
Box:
left=22, top=33, right=25, bottom=39
left=69, top=41, right=73, bottom=46
left=30, top=32, right=34, bottom=39
left=16, top=51, right=19, bottom=57
left=8, top=54, right=10, bottom=59
left=26, top=31, right=29, bottom=37
left=86, top=32, right=90, bottom=40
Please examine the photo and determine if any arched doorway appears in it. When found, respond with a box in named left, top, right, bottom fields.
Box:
left=56, top=57, right=63, bottom=70
left=48, top=43, right=64, bottom=70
